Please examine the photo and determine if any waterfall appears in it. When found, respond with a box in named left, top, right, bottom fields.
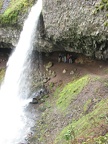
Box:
left=0, top=0, right=42, bottom=143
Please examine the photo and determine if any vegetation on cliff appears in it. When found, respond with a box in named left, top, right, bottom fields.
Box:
left=0, top=0, right=4, bottom=10
left=93, top=0, right=108, bottom=27
left=0, top=0, right=35, bottom=26
left=0, top=68, right=5, bottom=83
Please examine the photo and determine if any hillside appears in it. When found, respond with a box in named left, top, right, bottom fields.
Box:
left=25, top=52, right=108, bottom=144
left=0, top=51, right=108, bottom=143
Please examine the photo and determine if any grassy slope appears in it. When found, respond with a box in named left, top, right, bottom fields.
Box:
left=33, top=73, right=108, bottom=144
left=56, top=75, right=90, bottom=111
left=55, top=74, right=108, bottom=144
left=56, top=99, right=108, bottom=144
left=0, top=0, right=35, bottom=26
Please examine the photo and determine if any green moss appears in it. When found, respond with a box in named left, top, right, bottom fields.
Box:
left=0, top=0, right=35, bottom=26
left=99, top=4, right=105, bottom=10
left=94, top=133, right=108, bottom=143
left=106, top=3, right=108, bottom=10
left=83, top=99, right=92, bottom=114
left=104, top=21, right=108, bottom=26
left=0, top=0, right=4, bottom=10
left=56, top=75, right=90, bottom=111
left=102, top=0, right=107, bottom=3
left=55, top=99, right=108, bottom=144
left=93, top=0, right=108, bottom=27
left=0, top=68, right=5, bottom=84
left=106, top=13, right=108, bottom=17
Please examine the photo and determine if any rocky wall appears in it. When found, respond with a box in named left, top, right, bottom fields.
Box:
left=0, top=0, right=108, bottom=60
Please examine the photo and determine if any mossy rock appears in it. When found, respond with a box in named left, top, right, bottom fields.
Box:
left=0, top=0, right=3, bottom=10
left=102, top=0, right=107, bottom=3
left=104, top=21, right=108, bottom=27
left=99, top=4, right=105, bottom=10
left=106, top=3, right=108, bottom=10
left=0, top=68, right=5, bottom=84
left=0, top=0, right=35, bottom=26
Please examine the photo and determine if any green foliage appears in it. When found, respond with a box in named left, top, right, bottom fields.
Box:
left=93, top=0, right=108, bottom=27
left=0, top=0, right=35, bottom=26
left=55, top=99, right=108, bottom=144
left=49, top=82, right=54, bottom=89
left=64, top=126, right=76, bottom=143
left=95, top=133, right=108, bottom=144
left=0, top=68, right=5, bottom=84
left=99, top=4, right=105, bottom=10
left=106, top=3, right=108, bottom=10
left=56, top=75, right=89, bottom=111
left=83, top=99, right=92, bottom=114
left=102, top=0, right=107, bottom=3
left=104, top=21, right=108, bottom=26
left=0, top=0, right=4, bottom=10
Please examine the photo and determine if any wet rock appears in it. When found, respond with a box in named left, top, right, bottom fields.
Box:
left=30, top=87, right=48, bottom=104
left=30, top=98, right=38, bottom=104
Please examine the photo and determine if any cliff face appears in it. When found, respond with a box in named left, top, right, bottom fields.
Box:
left=41, top=0, right=108, bottom=59
left=0, top=0, right=108, bottom=59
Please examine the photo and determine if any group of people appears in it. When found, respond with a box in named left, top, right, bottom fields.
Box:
left=58, top=53, right=73, bottom=63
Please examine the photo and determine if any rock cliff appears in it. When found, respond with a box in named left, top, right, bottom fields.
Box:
left=0, top=0, right=108, bottom=59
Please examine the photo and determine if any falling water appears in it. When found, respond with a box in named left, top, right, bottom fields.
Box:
left=0, top=0, right=42, bottom=143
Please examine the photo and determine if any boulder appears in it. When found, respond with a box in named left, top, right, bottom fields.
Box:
left=30, top=87, right=49, bottom=104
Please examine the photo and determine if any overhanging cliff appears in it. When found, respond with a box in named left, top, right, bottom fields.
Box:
left=41, top=0, right=108, bottom=59
left=0, top=0, right=108, bottom=60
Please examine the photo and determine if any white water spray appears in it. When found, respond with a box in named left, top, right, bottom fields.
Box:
left=0, top=0, right=42, bottom=143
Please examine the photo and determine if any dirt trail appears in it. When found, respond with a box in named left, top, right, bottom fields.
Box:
left=43, top=52, right=108, bottom=85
